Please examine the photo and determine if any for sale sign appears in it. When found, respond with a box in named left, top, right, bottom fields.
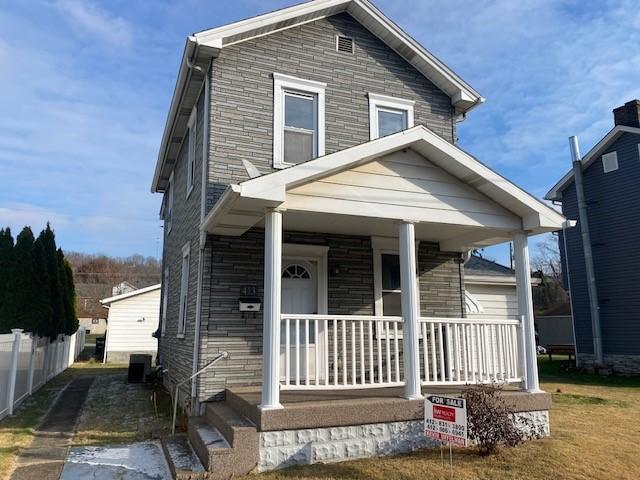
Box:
left=424, top=395, right=467, bottom=446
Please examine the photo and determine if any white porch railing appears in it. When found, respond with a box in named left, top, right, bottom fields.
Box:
left=279, top=315, right=522, bottom=391
left=280, top=314, right=404, bottom=390
left=418, top=317, right=522, bottom=386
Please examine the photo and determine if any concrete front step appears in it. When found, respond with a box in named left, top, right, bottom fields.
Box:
left=161, top=434, right=207, bottom=480
left=183, top=401, right=260, bottom=478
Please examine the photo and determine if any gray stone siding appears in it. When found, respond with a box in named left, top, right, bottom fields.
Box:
left=578, top=353, right=640, bottom=375
left=158, top=89, right=205, bottom=400
left=258, top=410, right=549, bottom=472
left=207, top=12, right=456, bottom=209
left=198, top=230, right=464, bottom=401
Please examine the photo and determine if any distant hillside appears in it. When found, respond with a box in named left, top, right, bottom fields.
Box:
left=65, top=252, right=161, bottom=318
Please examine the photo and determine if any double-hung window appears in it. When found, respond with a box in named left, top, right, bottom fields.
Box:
left=186, top=106, right=197, bottom=197
left=372, top=236, right=420, bottom=319
left=368, top=93, right=415, bottom=140
left=161, top=267, right=169, bottom=337
left=178, top=243, right=190, bottom=337
left=273, top=73, right=326, bottom=168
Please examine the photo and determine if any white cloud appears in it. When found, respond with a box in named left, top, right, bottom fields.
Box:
left=54, top=0, right=133, bottom=47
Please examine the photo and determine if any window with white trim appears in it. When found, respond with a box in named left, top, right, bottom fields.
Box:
left=273, top=73, right=326, bottom=168
left=368, top=93, right=415, bottom=140
left=372, top=236, right=420, bottom=320
left=161, top=267, right=169, bottom=337
left=178, top=243, right=190, bottom=337
left=166, top=172, right=174, bottom=234
left=602, top=151, right=618, bottom=173
left=186, top=106, right=197, bottom=196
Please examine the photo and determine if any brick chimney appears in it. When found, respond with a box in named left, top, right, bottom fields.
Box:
left=613, top=100, right=640, bottom=128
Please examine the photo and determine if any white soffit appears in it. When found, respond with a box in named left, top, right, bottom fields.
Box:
left=193, top=0, right=482, bottom=111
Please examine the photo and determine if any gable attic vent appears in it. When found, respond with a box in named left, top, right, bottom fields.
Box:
left=336, top=35, right=354, bottom=54
left=602, top=151, right=619, bottom=173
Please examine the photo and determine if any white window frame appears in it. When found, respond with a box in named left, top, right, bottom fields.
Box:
left=602, top=151, right=619, bottom=173
left=161, top=267, right=169, bottom=337
left=368, top=93, right=415, bottom=140
left=371, top=236, right=420, bottom=318
left=273, top=72, right=326, bottom=169
left=177, top=242, right=190, bottom=338
left=186, top=106, right=197, bottom=198
left=166, top=172, right=174, bottom=234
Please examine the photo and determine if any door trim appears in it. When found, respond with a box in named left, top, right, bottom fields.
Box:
left=282, top=243, right=328, bottom=315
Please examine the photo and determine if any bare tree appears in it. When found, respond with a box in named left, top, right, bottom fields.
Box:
left=531, top=236, right=562, bottom=283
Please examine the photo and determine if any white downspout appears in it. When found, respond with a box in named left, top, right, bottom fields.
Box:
left=569, top=136, right=604, bottom=365
left=190, top=57, right=211, bottom=414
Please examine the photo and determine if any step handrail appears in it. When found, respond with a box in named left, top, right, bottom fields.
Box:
left=172, top=351, right=229, bottom=434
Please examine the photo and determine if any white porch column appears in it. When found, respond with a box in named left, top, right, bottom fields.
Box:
left=513, top=231, right=540, bottom=392
left=260, top=209, right=283, bottom=410
left=399, top=222, right=422, bottom=400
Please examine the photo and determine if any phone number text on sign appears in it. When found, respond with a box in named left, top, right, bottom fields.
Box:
left=424, top=395, right=467, bottom=447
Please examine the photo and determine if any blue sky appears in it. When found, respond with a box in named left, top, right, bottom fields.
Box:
left=1, top=0, right=639, bottom=263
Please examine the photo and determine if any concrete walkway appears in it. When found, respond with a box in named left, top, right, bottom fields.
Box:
left=59, top=442, right=172, bottom=480
left=9, top=376, right=94, bottom=480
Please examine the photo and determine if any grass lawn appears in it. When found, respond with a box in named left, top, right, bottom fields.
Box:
left=250, top=357, right=640, bottom=480
left=72, top=368, right=172, bottom=446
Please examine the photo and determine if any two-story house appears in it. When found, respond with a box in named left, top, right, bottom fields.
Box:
left=546, top=100, right=640, bottom=375
left=152, top=0, right=564, bottom=476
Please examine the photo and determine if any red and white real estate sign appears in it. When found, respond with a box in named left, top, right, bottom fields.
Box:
left=424, top=395, right=467, bottom=446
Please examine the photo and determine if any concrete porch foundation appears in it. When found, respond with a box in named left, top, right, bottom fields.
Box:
left=219, top=386, right=551, bottom=472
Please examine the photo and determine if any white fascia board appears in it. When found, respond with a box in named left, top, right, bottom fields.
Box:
left=465, top=274, right=541, bottom=286
left=151, top=38, right=197, bottom=193
left=200, top=184, right=242, bottom=233
left=100, top=284, right=161, bottom=306
left=194, top=0, right=482, bottom=112
left=194, top=0, right=350, bottom=45
left=545, top=125, right=640, bottom=201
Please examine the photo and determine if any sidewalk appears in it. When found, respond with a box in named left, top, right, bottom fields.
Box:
left=9, top=376, right=94, bottom=480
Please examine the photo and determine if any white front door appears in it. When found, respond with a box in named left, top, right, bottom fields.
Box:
left=280, top=259, right=318, bottom=382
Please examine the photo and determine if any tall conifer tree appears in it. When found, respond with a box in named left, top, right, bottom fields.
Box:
left=0, top=228, right=16, bottom=333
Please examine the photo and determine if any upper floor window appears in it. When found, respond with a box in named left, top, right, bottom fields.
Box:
left=602, top=151, right=618, bottom=173
left=273, top=73, right=326, bottom=169
left=186, top=106, right=197, bottom=197
left=368, top=93, right=415, bottom=140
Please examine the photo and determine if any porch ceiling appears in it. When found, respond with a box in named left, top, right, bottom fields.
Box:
left=201, top=126, right=565, bottom=251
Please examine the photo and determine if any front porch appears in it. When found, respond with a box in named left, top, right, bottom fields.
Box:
left=201, top=126, right=565, bottom=409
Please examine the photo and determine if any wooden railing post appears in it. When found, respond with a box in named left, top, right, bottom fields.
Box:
left=7, top=329, right=23, bottom=416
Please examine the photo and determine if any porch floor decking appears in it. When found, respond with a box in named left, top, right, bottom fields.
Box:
left=223, top=386, right=551, bottom=432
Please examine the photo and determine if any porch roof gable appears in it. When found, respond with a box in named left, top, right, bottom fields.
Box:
left=202, top=126, right=565, bottom=247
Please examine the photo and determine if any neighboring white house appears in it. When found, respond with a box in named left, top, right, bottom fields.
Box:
left=100, top=284, right=161, bottom=363
left=465, top=255, right=541, bottom=319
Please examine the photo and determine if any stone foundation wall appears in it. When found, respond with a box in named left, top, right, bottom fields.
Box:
left=257, top=411, right=550, bottom=472
left=105, top=350, right=157, bottom=364
left=578, top=353, right=640, bottom=375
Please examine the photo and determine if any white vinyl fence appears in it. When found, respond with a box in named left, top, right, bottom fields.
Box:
left=0, top=327, right=86, bottom=421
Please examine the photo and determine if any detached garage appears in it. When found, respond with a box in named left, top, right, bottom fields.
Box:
left=100, top=284, right=161, bottom=363
left=464, top=255, right=540, bottom=319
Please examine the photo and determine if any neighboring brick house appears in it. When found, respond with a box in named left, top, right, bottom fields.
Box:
left=546, top=100, right=640, bottom=374
left=151, top=1, right=564, bottom=475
